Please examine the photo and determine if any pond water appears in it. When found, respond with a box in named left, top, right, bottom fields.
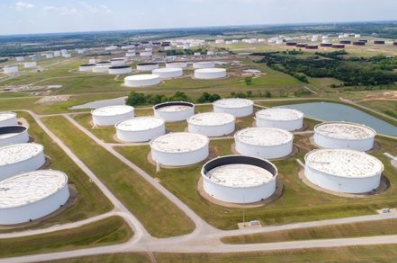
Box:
left=70, top=96, right=127, bottom=110
left=279, top=102, right=397, bottom=136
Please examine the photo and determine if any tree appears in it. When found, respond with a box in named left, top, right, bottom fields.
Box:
left=244, top=76, right=253, bottom=86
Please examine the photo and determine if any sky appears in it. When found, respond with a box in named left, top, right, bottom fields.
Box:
left=1, top=0, right=397, bottom=35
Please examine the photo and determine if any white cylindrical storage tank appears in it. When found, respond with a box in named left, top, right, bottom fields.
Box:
left=193, top=61, right=216, bottom=69
left=96, top=61, right=112, bottom=67
left=126, top=52, right=136, bottom=58
left=136, top=63, right=159, bottom=71
left=116, top=117, right=165, bottom=143
left=166, top=62, right=188, bottom=69
left=108, top=66, right=132, bottom=75
left=92, top=65, right=110, bottom=73
left=79, top=64, right=95, bottom=72
left=153, top=101, right=195, bottom=122
left=110, top=58, right=126, bottom=67
left=0, top=170, right=70, bottom=225
left=0, top=112, right=18, bottom=128
left=202, top=155, right=278, bottom=204
left=213, top=98, right=254, bottom=117
left=187, top=112, right=235, bottom=137
left=0, top=126, right=29, bottom=148
left=91, top=105, right=134, bottom=126
left=304, top=149, right=383, bottom=194
left=63, top=54, right=71, bottom=58
left=194, top=68, right=227, bottom=79
left=124, top=74, right=161, bottom=88
left=152, top=68, right=183, bottom=79
left=16, top=57, right=25, bottom=62
left=54, top=51, right=61, bottom=57
left=256, top=108, right=304, bottom=131
left=140, top=51, right=152, bottom=57
left=24, top=62, right=37, bottom=68
left=235, top=127, right=293, bottom=159
left=89, top=59, right=97, bottom=64
left=3, top=66, right=19, bottom=74
left=0, top=143, right=46, bottom=181
left=46, top=54, right=54, bottom=59
left=207, top=51, right=215, bottom=56
left=314, top=122, right=376, bottom=152
left=150, top=132, right=209, bottom=166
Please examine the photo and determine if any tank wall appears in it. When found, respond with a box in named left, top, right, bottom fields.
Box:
left=151, top=146, right=209, bottom=166
left=0, top=130, right=29, bottom=148
left=0, top=152, right=46, bottom=181
left=154, top=69, right=183, bottom=79
left=111, top=60, right=126, bottom=66
left=305, top=165, right=381, bottom=194
left=124, top=77, right=161, bottom=88
left=256, top=118, right=303, bottom=131
left=154, top=108, right=194, bottom=122
left=0, top=185, right=70, bottom=225
left=194, top=70, right=226, bottom=79
left=137, top=64, right=159, bottom=71
left=193, top=62, right=215, bottom=69
left=92, top=112, right=134, bottom=126
left=108, top=67, right=132, bottom=75
left=235, top=140, right=293, bottom=159
left=166, top=63, right=188, bottom=69
left=213, top=105, right=253, bottom=117
left=203, top=177, right=276, bottom=203
left=117, top=125, right=165, bottom=143
left=314, top=133, right=374, bottom=152
left=188, top=122, right=235, bottom=137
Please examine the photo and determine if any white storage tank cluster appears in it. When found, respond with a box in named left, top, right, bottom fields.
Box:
left=193, top=61, right=216, bottom=69
left=256, top=108, right=304, bottom=131
left=0, top=143, right=46, bottom=181
left=3, top=66, right=19, bottom=74
left=0, top=112, right=18, bottom=127
left=202, top=155, right=278, bottom=204
left=153, top=101, right=195, bottom=122
left=304, top=149, right=383, bottom=194
left=79, top=64, right=95, bottom=72
left=187, top=112, right=235, bottom=137
left=115, top=117, right=165, bottom=143
left=0, top=126, right=30, bottom=148
left=24, top=62, right=37, bottom=68
left=213, top=98, right=254, bottom=117
left=166, top=62, right=188, bottom=69
left=91, top=105, right=134, bottom=126
left=108, top=66, right=132, bottom=75
left=137, top=63, right=159, bottom=71
left=314, top=122, right=376, bottom=152
left=150, top=132, right=209, bottom=166
left=152, top=68, right=183, bottom=79
left=0, top=170, right=70, bottom=225
left=124, top=74, right=161, bottom=88
left=194, top=68, right=227, bottom=79
left=235, top=127, right=294, bottom=159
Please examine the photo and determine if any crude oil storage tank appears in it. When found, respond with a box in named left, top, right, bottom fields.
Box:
left=0, top=126, right=29, bottom=147
left=0, top=143, right=46, bottom=181
left=108, top=66, right=132, bottom=75
left=152, top=68, right=183, bottom=79
left=115, top=117, right=165, bottom=143
left=193, top=61, right=215, bottom=69
left=202, top=155, right=278, bottom=204
left=150, top=132, right=209, bottom=166
left=136, top=63, right=159, bottom=71
left=256, top=108, right=304, bottom=131
left=24, top=62, right=37, bottom=68
left=140, top=51, right=152, bottom=57
left=92, top=65, right=110, bottom=73
left=153, top=101, right=195, bottom=122
left=91, top=105, right=134, bottom=126
left=0, top=170, right=70, bottom=225
left=110, top=58, right=126, bottom=67
left=79, top=64, right=95, bottom=72
left=124, top=74, right=161, bottom=88
left=314, top=122, right=376, bottom=151
left=0, top=112, right=18, bottom=128
left=235, top=127, right=294, bottom=159
left=3, top=66, right=19, bottom=74
left=187, top=112, right=235, bottom=137
left=166, top=62, right=188, bottom=69
left=304, top=149, right=383, bottom=194
left=194, top=68, right=227, bottom=79
left=213, top=98, right=254, bottom=117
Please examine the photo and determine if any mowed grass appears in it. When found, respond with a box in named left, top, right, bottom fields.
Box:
left=42, top=116, right=195, bottom=238
left=0, top=216, right=132, bottom=258
left=47, top=244, right=397, bottom=263
left=115, top=133, right=397, bottom=230
left=222, top=219, right=397, bottom=244
left=0, top=112, right=112, bottom=233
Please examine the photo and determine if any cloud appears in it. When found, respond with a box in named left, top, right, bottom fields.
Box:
left=80, top=2, right=113, bottom=14
left=43, top=6, right=78, bottom=16
left=14, top=1, right=35, bottom=11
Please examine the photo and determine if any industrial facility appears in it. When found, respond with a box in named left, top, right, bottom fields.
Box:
left=150, top=132, right=209, bottom=166
left=0, top=126, right=29, bottom=147
left=304, top=149, right=383, bottom=194
left=314, top=122, right=376, bottom=151
left=194, top=68, right=227, bottom=79
left=0, top=143, right=46, bottom=181
left=256, top=108, right=304, bottom=131
left=0, top=170, right=70, bottom=225
left=202, top=155, right=278, bottom=204
left=0, top=112, right=18, bottom=128
left=213, top=98, right=254, bottom=117
left=137, top=63, right=158, bottom=71
left=91, top=105, right=134, bottom=126
left=187, top=112, right=235, bottom=137
left=152, top=68, right=183, bottom=79
left=124, top=74, right=161, bottom=87
left=153, top=101, right=195, bottom=122
left=115, top=117, right=165, bottom=143
left=234, top=127, right=294, bottom=159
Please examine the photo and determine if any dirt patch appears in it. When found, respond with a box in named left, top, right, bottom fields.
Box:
left=36, top=95, right=70, bottom=104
